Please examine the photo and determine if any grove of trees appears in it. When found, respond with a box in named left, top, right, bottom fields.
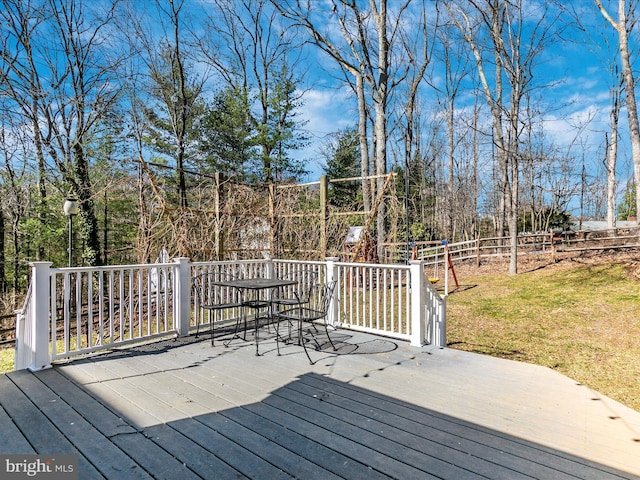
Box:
left=0, top=0, right=637, bottom=305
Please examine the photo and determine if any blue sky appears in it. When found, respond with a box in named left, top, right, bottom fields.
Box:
left=289, top=0, right=635, bottom=210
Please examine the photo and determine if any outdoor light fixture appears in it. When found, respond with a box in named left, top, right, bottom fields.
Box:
left=63, top=197, right=79, bottom=217
left=63, top=197, right=79, bottom=267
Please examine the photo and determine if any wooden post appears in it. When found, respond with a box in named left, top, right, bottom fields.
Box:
left=29, top=262, right=53, bottom=371
left=174, top=257, right=191, bottom=337
left=269, top=184, right=276, bottom=257
left=214, top=172, right=223, bottom=260
left=409, top=260, right=426, bottom=347
left=435, top=296, right=447, bottom=348
left=320, top=175, right=328, bottom=259
left=325, top=257, right=340, bottom=327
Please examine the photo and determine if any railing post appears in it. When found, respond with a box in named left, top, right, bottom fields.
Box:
left=174, top=257, right=191, bottom=337
left=436, top=296, right=447, bottom=348
left=325, top=257, right=340, bottom=326
left=409, top=260, right=426, bottom=347
left=30, top=262, right=53, bottom=371
left=265, top=257, right=275, bottom=279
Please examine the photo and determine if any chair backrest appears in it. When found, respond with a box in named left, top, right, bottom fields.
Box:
left=192, top=270, right=239, bottom=307
left=277, top=268, right=318, bottom=303
left=308, top=280, right=337, bottom=315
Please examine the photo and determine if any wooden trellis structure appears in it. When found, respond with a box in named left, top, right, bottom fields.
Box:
left=139, top=163, right=403, bottom=262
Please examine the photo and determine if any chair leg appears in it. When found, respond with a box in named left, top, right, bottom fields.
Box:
left=323, top=322, right=337, bottom=351
left=254, top=310, right=260, bottom=356
left=275, top=315, right=282, bottom=356
left=210, top=310, right=215, bottom=346
left=299, top=320, right=314, bottom=365
left=223, top=306, right=247, bottom=348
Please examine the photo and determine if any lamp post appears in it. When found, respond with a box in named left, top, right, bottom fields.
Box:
left=63, top=197, right=79, bottom=267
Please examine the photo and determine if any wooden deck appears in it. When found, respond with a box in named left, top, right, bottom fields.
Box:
left=1, top=328, right=639, bottom=479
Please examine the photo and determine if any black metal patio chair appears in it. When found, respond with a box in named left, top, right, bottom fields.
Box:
left=275, top=280, right=338, bottom=364
left=192, top=271, right=243, bottom=346
left=271, top=269, right=318, bottom=337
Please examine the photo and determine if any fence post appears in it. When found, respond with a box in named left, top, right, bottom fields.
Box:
left=409, top=260, right=426, bottom=347
left=325, top=257, right=340, bottom=326
left=174, top=257, right=191, bottom=337
left=30, top=262, right=53, bottom=371
left=320, top=175, right=328, bottom=259
left=269, top=184, right=276, bottom=257
left=214, top=172, right=223, bottom=260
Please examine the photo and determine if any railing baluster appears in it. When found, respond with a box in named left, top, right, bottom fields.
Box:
left=97, top=271, right=104, bottom=346
left=118, top=269, right=125, bottom=342
left=77, top=272, right=82, bottom=349
left=88, top=272, right=94, bottom=348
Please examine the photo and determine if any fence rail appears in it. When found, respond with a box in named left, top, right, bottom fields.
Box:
left=14, top=257, right=445, bottom=371
left=383, top=227, right=640, bottom=295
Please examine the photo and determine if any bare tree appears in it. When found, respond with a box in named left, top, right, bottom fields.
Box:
left=126, top=0, right=210, bottom=210
left=606, top=72, right=623, bottom=227
left=594, top=0, right=640, bottom=224
left=275, top=0, right=432, bottom=259
left=0, top=0, right=52, bottom=261
left=431, top=4, right=472, bottom=240
left=0, top=115, right=31, bottom=296
left=1, top=0, right=122, bottom=266
left=447, top=0, right=558, bottom=274
left=566, top=1, right=624, bottom=228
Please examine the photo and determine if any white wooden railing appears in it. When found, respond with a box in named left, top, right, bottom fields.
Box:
left=15, top=257, right=446, bottom=371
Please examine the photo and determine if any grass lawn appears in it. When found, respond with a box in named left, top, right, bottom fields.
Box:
left=0, top=348, right=13, bottom=373
left=447, top=251, right=640, bottom=412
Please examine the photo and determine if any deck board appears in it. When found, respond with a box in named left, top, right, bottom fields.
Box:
left=140, top=423, right=246, bottom=480
left=287, top=376, right=539, bottom=480
left=221, top=405, right=386, bottom=480
left=1, top=330, right=639, bottom=479
left=1, top=372, right=105, bottom=479
left=0, top=375, right=36, bottom=454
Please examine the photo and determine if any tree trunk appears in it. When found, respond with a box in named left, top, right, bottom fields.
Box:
left=356, top=72, right=371, bottom=213
left=0, top=208, right=5, bottom=294
left=607, top=123, right=619, bottom=228
left=73, top=142, right=102, bottom=266
left=618, top=13, right=640, bottom=224
left=596, top=0, right=640, bottom=224
left=373, top=0, right=389, bottom=261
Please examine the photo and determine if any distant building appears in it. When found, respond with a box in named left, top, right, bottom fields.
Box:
left=572, top=220, right=638, bottom=231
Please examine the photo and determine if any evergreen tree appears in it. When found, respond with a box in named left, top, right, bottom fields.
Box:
left=197, top=86, right=257, bottom=181
left=618, top=180, right=637, bottom=220
left=143, top=47, right=206, bottom=207
left=323, top=127, right=360, bottom=208
left=258, top=63, right=308, bottom=183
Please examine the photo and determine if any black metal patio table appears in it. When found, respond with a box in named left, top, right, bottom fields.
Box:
left=212, top=277, right=296, bottom=356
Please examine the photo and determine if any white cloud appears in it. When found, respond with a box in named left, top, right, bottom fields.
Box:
left=295, top=86, right=357, bottom=178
